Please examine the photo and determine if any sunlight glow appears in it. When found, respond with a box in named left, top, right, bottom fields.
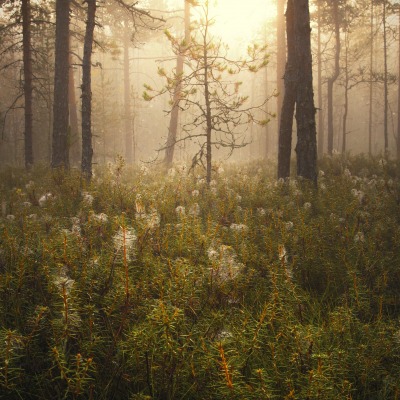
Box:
left=209, top=0, right=276, bottom=44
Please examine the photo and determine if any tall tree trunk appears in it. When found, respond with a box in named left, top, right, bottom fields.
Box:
left=22, top=0, right=33, bottom=169
left=398, top=5, right=400, bottom=160
left=277, top=0, right=296, bottom=180
left=276, top=0, right=286, bottom=134
left=52, top=0, right=70, bottom=169
left=327, top=0, right=340, bottom=156
left=69, top=50, right=80, bottom=166
left=294, top=0, right=317, bottom=184
left=317, top=0, right=324, bottom=157
left=383, top=0, right=389, bottom=155
left=342, top=30, right=349, bottom=155
left=81, top=0, right=96, bottom=179
left=369, top=0, right=374, bottom=156
left=123, top=19, right=133, bottom=164
left=164, top=0, right=190, bottom=168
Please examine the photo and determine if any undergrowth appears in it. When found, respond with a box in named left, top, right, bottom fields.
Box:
left=0, top=155, right=399, bottom=399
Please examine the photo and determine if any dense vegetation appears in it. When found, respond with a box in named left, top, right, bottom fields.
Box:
left=0, top=155, right=399, bottom=399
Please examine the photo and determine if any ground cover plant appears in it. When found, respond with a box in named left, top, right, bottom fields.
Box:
left=0, top=155, right=399, bottom=399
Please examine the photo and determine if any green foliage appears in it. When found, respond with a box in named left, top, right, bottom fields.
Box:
left=0, top=155, right=399, bottom=398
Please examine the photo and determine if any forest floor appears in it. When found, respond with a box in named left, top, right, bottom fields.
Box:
left=0, top=154, right=399, bottom=399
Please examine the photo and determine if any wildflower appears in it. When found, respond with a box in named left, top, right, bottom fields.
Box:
left=210, top=187, right=217, bottom=195
left=351, top=189, right=364, bottom=204
left=230, top=223, right=248, bottom=232
left=39, top=193, right=53, bottom=207
left=82, top=191, right=94, bottom=206
left=175, top=205, right=186, bottom=217
left=192, top=189, right=199, bottom=197
left=197, top=178, right=206, bottom=186
left=319, top=183, right=327, bottom=191
left=303, top=202, right=311, bottom=210
left=236, top=194, right=242, bottom=203
left=319, top=170, right=325, bottom=177
left=6, top=214, right=15, bottom=221
left=217, top=166, right=225, bottom=174
left=285, top=221, right=294, bottom=231
left=189, top=203, right=200, bottom=217
left=140, top=164, right=149, bottom=175
left=22, top=201, right=32, bottom=208
left=25, top=180, right=35, bottom=190
left=379, top=158, right=387, bottom=167
left=257, top=207, right=266, bottom=216
left=27, top=214, right=37, bottom=220
left=210, top=180, right=217, bottom=187
left=93, top=212, right=108, bottom=223
left=354, top=231, right=365, bottom=243
left=343, top=168, right=351, bottom=177
left=113, top=226, right=137, bottom=262
left=207, top=246, right=218, bottom=261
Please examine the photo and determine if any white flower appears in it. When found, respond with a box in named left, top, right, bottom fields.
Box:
left=28, top=214, right=37, bottom=220
left=189, top=203, right=200, bottom=217
left=93, top=212, right=108, bottom=223
left=82, top=191, right=94, bottom=206
left=351, top=189, right=364, bottom=204
left=113, top=226, right=137, bottom=262
left=236, top=194, right=242, bottom=202
left=191, top=189, right=199, bottom=197
left=319, top=170, right=325, bottom=177
left=39, top=193, right=53, bottom=207
left=207, top=247, right=218, bottom=261
left=379, top=158, right=387, bottom=167
left=140, top=164, right=149, bottom=175
left=22, top=201, right=32, bottom=208
left=230, top=223, right=248, bottom=232
left=210, top=187, right=217, bottom=195
left=217, top=166, right=224, bottom=174
left=285, top=221, right=294, bottom=231
left=343, top=168, right=352, bottom=177
left=319, top=183, right=327, bottom=191
left=175, top=206, right=186, bottom=217
left=257, top=208, right=266, bottom=216
left=303, top=202, right=311, bottom=210
left=209, top=180, right=217, bottom=187
left=6, top=214, right=15, bottom=221
left=354, top=231, right=365, bottom=243
left=25, top=180, right=35, bottom=190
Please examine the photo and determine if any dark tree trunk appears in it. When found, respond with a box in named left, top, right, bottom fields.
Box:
left=276, top=0, right=286, bottom=134
left=123, top=19, right=133, bottom=164
left=317, top=0, right=324, bottom=157
left=327, top=0, right=340, bottom=156
left=69, top=50, right=80, bottom=166
left=204, top=23, right=212, bottom=184
left=383, top=0, right=389, bottom=155
left=369, top=0, right=374, bottom=156
left=342, top=30, right=349, bottom=155
left=294, top=0, right=317, bottom=184
left=81, top=0, right=96, bottom=179
left=52, top=0, right=70, bottom=169
left=278, top=0, right=296, bottom=180
left=164, top=0, right=190, bottom=168
left=22, top=0, right=33, bottom=169
left=398, top=5, right=400, bottom=160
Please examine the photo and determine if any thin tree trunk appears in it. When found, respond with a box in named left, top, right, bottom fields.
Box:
left=369, top=0, right=374, bottom=156
left=164, top=0, right=190, bottom=168
left=398, top=5, right=400, bottom=160
left=276, top=0, right=286, bottom=134
left=317, top=0, right=324, bottom=157
left=123, top=19, right=133, bottom=164
left=294, top=0, right=317, bottom=184
left=342, top=33, right=349, bottom=155
left=327, top=0, right=340, bottom=156
left=52, top=0, right=70, bottom=169
left=81, top=0, right=96, bottom=179
left=278, top=0, right=296, bottom=180
left=69, top=50, right=80, bottom=165
left=383, top=0, right=389, bottom=155
left=22, top=0, right=33, bottom=168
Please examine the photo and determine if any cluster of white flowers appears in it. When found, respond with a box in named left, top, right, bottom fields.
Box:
left=230, top=223, right=248, bottom=233
left=82, top=191, right=94, bottom=206
left=351, top=188, right=364, bottom=204
left=257, top=208, right=266, bottom=216
left=189, top=203, right=200, bottom=217
left=140, top=164, right=149, bottom=175
left=303, top=202, right=312, bottom=210
left=175, top=205, right=186, bottom=217
left=354, top=231, right=365, bottom=243
left=285, top=221, right=294, bottom=231
left=192, top=189, right=199, bottom=197
left=207, top=244, right=244, bottom=283
left=39, top=192, right=53, bottom=207
left=92, top=212, right=108, bottom=223
left=113, top=226, right=137, bottom=262
left=6, top=214, right=15, bottom=221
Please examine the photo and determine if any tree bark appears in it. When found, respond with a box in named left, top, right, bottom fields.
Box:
left=81, top=0, right=96, bottom=179
left=164, top=0, right=190, bottom=168
left=277, top=0, right=296, bottom=180
left=369, top=0, right=374, bottom=156
left=276, top=0, right=286, bottom=134
left=22, top=0, right=33, bottom=169
left=327, top=0, right=340, bottom=156
left=398, top=4, right=400, bottom=160
left=294, top=0, right=317, bottom=184
left=383, top=0, right=389, bottom=155
left=52, top=0, right=70, bottom=169
left=317, top=0, right=324, bottom=157
left=69, top=50, right=80, bottom=166
left=342, top=31, right=349, bottom=155
left=123, top=18, right=133, bottom=164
